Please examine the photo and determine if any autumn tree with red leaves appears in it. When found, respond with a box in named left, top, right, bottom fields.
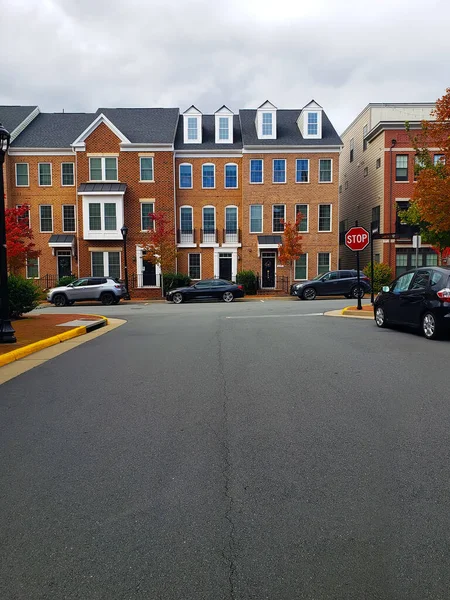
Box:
left=277, top=212, right=303, bottom=284
left=141, top=211, right=177, bottom=276
left=5, top=204, right=40, bottom=272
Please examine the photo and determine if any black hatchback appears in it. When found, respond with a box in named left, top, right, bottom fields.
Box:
left=374, top=267, right=450, bottom=339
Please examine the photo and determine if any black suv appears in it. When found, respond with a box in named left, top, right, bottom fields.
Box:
left=374, top=266, right=450, bottom=339
left=290, top=270, right=371, bottom=300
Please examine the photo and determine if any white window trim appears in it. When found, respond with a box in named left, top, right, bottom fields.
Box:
left=15, top=163, right=29, bottom=187
left=179, top=163, right=193, bottom=189
left=202, top=163, right=216, bottom=189
left=188, top=252, right=202, bottom=280
left=318, top=158, right=333, bottom=183
left=215, top=115, right=233, bottom=144
left=272, top=204, right=286, bottom=234
left=249, top=204, right=263, bottom=234
left=213, top=247, right=238, bottom=280
left=90, top=250, right=122, bottom=278
left=224, top=163, right=238, bottom=189
left=272, top=159, right=286, bottom=184
left=82, top=195, right=124, bottom=240
left=318, top=204, right=332, bottom=233
left=250, top=159, right=264, bottom=184
left=39, top=205, right=53, bottom=233
left=183, top=115, right=201, bottom=144
left=317, top=252, right=331, bottom=274
left=89, top=156, right=119, bottom=182
left=135, top=245, right=161, bottom=288
left=62, top=205, right=76, bottom=233
left=202, top=205, right=216, bottom=229
left=178, top=205, right=195, bottom=247
left=26, top=256, right=39, bottom=279
left=296, top=204, right=309, bottom=233
left=258, top=111, right=276, bottom=139
left=294, top=253, right=308, bottom=281
left=61, top=162, right=75, bottom=187
left=303, top=110, right=322, bottom=140
left=139, top=156, right=154, bottom=183
left=38, top=162, right=52, bottom=187
left=295, top=158, right=310, bottom=183
left=140, top=201, right=155, bottom=232
left=224, top=205, right=240, bottom=247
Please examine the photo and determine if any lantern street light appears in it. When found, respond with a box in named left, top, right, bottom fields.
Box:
left=120, top=225, right=130, bottom=300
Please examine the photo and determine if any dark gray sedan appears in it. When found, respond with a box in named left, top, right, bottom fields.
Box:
left=166, top=279, right=245, bottom=304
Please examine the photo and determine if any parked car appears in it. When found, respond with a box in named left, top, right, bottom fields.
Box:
left=374, top=266, right=450, bottom=340
left=166, top=279, right=245, bottom=304
left=290, top=270, right=371, bottom=300
left=47, top=277, right=127, bottom=306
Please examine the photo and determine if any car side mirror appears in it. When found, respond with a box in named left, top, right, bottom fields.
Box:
left=193, top=284, right=197, bottom=288
left=382, top=286, right=390, bottom=292
left=67, top=283, right=74, bottom=287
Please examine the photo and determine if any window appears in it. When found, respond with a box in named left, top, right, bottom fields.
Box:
left=202, top=164, right=215, bottom=188
left=250, top=159, right=263, bottom=183
left=319, top=159, right=332, bottom=182
left=434, top=154, right=445, bottom=166
left=296, top=159, right=309, bottom=183
left=339, top=185, right=342, bottom=194
left=396, top=155, right=408, bottom=181
left=104, top=204, right=116, bottom=230
left=345, top=180, right=349, bottom=190
left=225, top=206, right=238, bottom=235
left=16, top=163, right=29, bottom=186
left=26, top=257, right=39, bottom=279
left=219, top=117, right=229, bottom=140
left=187, top=117, right=198, bottom=140
left=363, top=124, right=368, bottom=151
left=189, top=254, right=201, bottom=279
left=375, top=254, right=380, bottom=263
left=392, top=271, right=414, bottom=292
left=89, top=157, right=118, bottom=181
left=203, top=206, right=215, bottom=232
left=426, top=253, right=438, bottom=266
left=180, top=206, right=193, bottom=243
left=179, top=163, right=192, bottom=188
left=63, top=205, right=76, bottom=232
left=16, top=204, right=30, bottom=227
left=364, top=166, right=368, bottom=177
left=262, top=112, right=272, bottom=136
left=250, top=205, right=263, bottom=233
left=91, top=251, right=120, bottom=278
left=376, top=158, right=381, bottom=169
left=61, top=163, right=74, bottom=186
left=350, top=138, right=354, bottom=162
left=39, top=205, right=53, bottom=232
left=372, top=205, right=380, bottom=229
left=38, top=163, right=52, bottom=186
left=307, top=112, right=318, bottom=136
left=296, top=204, right=308, bottom=232
left=414, top=155, right=426, bottom=180
left=225, top=164, right=238, bottom=188
left=318, top=252, right=330, bottom=275
left=140, top=157, right=154, bottom=181
left=295, top=254, right=307, bottom=279
left=141, top=202, right=154, bottom=231
left=273, top=159, right=286, bottom=183
left=395, top=253, right=408, bottom=276
left=272, top=205, right=285, bottom=232
left=89, top=203, right=101, bottom=230
left=411, top=270, right=431, bottom=290
left=318, top=205, right=331, bottom=232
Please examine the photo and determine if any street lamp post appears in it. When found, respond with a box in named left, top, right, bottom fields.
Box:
left=120, top=225, right=130, bottom=300
left=0, top=123, right=16, bottom=343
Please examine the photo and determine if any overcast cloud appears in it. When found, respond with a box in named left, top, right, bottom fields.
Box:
left=1, top=0, right=449, bottom=132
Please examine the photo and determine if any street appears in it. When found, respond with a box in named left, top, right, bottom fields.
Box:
left=1, top=298, right=450, bottom=600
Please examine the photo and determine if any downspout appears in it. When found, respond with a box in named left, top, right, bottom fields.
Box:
left=73, top=146, right=80, bottom=278
left=388, top=138, right=396, bottom=267
left=173, top=149, right=177, bottom=274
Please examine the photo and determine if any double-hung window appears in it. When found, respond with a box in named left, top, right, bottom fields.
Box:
left=89, top=157, right=118, bottom=181
left=295, top=254, right=307, bottom=280
left=250, top=159, right=263, bottom=183
left=16, top=163, right=29, bottom=186
left=296, top=204, right=308, bottom=232
left=63, top=205, right=76, bottom=232
left=189, top=253, right=201, bottom=279
left=140, top=157, right=154, bottom=181
left=307, top=113, right=318, bottom=136
left=434, top=154, right=445, bottom=166
left=250, top=205, right=262, bottom=233
left=225, top=164, right=238, bottom=188
left=91, top=251, right=120, bottom=278
left=202, top=206, right=216, bottom=243
left=180, top=206, right=193, bottom=243
left=319, top=159, right=332, bottom=182
left=39, top=205, right=53, bottom=232
left=141, top=202, right=154, bottom=231
left=225, top=206, right=238, bottom=243
left=318, top=252, right=330, bottom=275
left=39, top=163, right=52, bottom=186
left=16, top=204, right=30, bottom=228
left=273, top=159, right=286, bottom=183
left=104, top=204, right=117, bottom=230
left=318, top=205, right=331, bottom=232
left=395, top=155, right=408, bottom=181
left=219, top=117, right=229, bottom=140
left=61, top=163, right=74, bottom=186
left=187, top=117, right=198, bottom=140
left=202, top=164, right=215, bottom=188
left=179, top=163, right=192, bottom=188
left=296, top=159, right=309, bottom=183
left=262, top=113, right=272, bottom=136
left=89, top=204, right=102, bottom=230
left=272, top=205, right=285, bottom=232
left=26, top=257, right=39, bottom=279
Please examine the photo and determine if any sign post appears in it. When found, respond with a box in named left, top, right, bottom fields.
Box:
left=412, top=234, right=421, bottom=269
left=345, top=222, right=370, bottom=310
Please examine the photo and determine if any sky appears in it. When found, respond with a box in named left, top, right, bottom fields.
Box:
left=1, top=0, right=449, bottom=134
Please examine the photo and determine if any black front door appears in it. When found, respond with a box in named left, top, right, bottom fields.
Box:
left=57, top=252, right=72, bottom=278
left=142, top=260, right=156, bottom=286
left=219, top=254, right=232, bottom=281
left=262, top=253, right=275, bottom=288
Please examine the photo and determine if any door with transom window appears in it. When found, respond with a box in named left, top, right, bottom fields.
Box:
left=261, top=252, right=276, bottom=288
left=57, top=250, right=72, bottom=278
left=219, top=253, right=232, bottom=281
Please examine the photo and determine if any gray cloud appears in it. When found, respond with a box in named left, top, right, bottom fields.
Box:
left=1, top=0, right=449, bottom=132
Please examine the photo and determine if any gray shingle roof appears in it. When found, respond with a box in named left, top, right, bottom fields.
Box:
left=239, top=109, right=342, bottom=146
left=48, top=234, right=75, bottom=244
left=0, top=106, right=38, bottom=135
left=174, top=115, right=243, bottom=150
left=78, top=183, right=127, bottom=193
left=258, top=235, right=282, bottom=245
left=11, top=113, right=95, bottom=148
left=96, top=108, right=179, bottom=144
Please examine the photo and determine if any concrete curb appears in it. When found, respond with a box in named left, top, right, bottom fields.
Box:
left=342, top=306, right=373, bottom=318
left=324, top=306, right=373, bottom=319
left=0, top=317, right=108, bottom=368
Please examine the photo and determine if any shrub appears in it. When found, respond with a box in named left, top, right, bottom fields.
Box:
left=363, top=262, right=393, bottom=293
left=236, top=270, right=258, bottom=295
left=8, top=274, right=41, bottom=318
left=57, top=275, right=77, bottom=287
left=162, top=272, right=191, bottom=294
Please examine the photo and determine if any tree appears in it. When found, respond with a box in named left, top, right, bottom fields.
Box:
left=5, top=205, right=40, bottom=272
left=141, top=211, right=177, bottom=287
left=277, top=213, right=303, bottom=284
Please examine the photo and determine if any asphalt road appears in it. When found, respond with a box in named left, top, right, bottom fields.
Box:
left=1, top=299, right=450, bottom=600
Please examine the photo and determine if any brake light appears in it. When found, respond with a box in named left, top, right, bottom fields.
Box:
left=361, top=276, right=370, bottom=281
left=114, top=284, right=121, bottom=289
left=237, top=284, right=244, bottom=290
left=437, top=288, right=450, bottom=301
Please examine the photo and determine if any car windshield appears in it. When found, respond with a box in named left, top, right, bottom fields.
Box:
left=312, top=274, right=324, bottom=281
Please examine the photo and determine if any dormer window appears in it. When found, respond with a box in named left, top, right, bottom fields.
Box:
left=183, top=106, right=202, bottom=144
left=307, top=113, right=318, bottom=136
left=187, top=117, right=198, bottom=140
left=256, top=101, right=277, bottom=140
left=262, top=113, right=273, bottom=136
left=219, top=118, right=229, bottom=140
left=214, top=106, right=233, bottom=144
left=298, top=100, right=323, bottom=139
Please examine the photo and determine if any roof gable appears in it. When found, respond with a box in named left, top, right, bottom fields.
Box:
left=214, top=105, right=233, bottom=115
left=302, top=99, right=323, bottom=110
left=0, top=106, right=39, bottom=141
left=72, top=113, right=130, bottom=148
left=257, top=100, right=277, bottom=110
left=183, top=105, right=202, bottom=115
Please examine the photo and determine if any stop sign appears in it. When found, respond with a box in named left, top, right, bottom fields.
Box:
left=345, top=226, right=370, bottom=251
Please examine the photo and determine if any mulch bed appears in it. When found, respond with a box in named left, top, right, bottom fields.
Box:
left=0, top=314, right=101, bottom=356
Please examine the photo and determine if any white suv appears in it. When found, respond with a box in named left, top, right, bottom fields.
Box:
left=47, top=277, right=127, bottom=306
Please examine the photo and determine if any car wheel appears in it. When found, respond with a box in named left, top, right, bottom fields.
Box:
left=53, top=293, right=67, bottom=307
left=375, top=306, right=387, bottom=328
left=223, top=291, right=234, bottom=303
left=101, top=292, right=115, bottom=306
left=351, top=285, right=365, bottom=299
left=422, top=311, right=439, bottom=340
left=172, top=292, right=183, bottom=304
left=302, top=287, right=316, bottom=300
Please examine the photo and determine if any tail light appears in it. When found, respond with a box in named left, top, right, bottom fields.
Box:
left=237, top=285, right=244, bottom=290
left=437, top=288, right=450, bottom=301
left=114, top=284, right=122, bottom=289
left=362, top=275, right=370, bottom=281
